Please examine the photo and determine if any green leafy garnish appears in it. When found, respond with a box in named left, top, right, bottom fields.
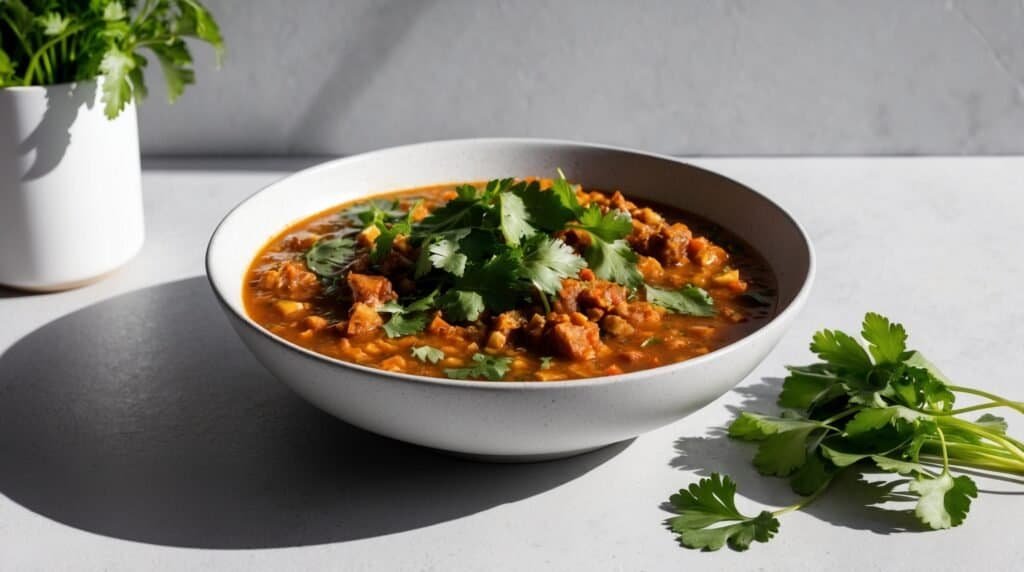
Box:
left=646, top=284, right=716, bottom=316
left=382, top=312, right=428, bottom=338
left=410, top=345, right=445, bottom=364
left=520, top=235, right=586, bottom=295
left=667, top=312, right=1023, bottom=552
left=444, top=353, right=513, bottom=381
left=0, top=1, right=224, bottom=117
left=539, top=356, right=554, bottom=370
left=570, top=204, right=643, bottom=287
left=665, top=474, right=780, bottom=552
left=305, top=237, right=355, bottom=277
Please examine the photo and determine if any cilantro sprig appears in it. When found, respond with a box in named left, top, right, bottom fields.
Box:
left=667, top=312, right=1023, bottom=551
left=444, top=353, right=512, bottom=381
left=0, top=1, right=223, bottom=118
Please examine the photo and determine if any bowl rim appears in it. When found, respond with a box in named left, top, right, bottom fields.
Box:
left=206, top=137, right=815, bottom=390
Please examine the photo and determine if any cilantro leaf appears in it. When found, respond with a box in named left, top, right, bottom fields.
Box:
left=437, top=290, right=486, bottom=322
left=576, top=204, right=632, bottom=242
left=809, top=328, right=873, bottom=374
left=550, top=169, right=583, bottom=215
left=728, top=412, right=824, bottom=441
left=498, top=191, right=537, bottom=245
left=99, top=48, right=136, bottom=119
left=665, top=474, right=780, bottom=552
left=861, top=312, right=908, bottom=364
left=844, top=406, right=925, bottom=437
left=342, top=199, right=405, bottom=225
left=584, top=237, right=642, bottom=288
left=778, top=370, right=835, bottom=410
left=646, top=284, right=715, bottom=317
left=410, top=345, right=445, bottom=364
left=428, top=234, right=469, bottom=277
left=370, top=215, right=412, bottom=263
left=908, top=472, right=977, bottom=529
left=521, top=235, right=586, bottom=295
left=305, top=237, right=355, bottom=277
left=753, top=428, right=816, bottom=476
left=871, top=455, right=929, bottom=475
left=512, top=180, right=576, bottom=231
left=789, top=450, right=838, bottom=495
left=539, top=356, right=554, bottom=370
left=444, top=353, right=512, bottom=381
left=382, top=312, right=428, bottom=338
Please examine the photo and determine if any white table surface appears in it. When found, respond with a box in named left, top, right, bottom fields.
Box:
left=1, top=157, right=1021, bottom=572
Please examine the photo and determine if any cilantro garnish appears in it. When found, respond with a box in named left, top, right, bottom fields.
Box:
left=410, top=345, right=445, bottom=364
left=539, top=356, right=554, bottom=370
left=646, top=284, right=716, bottom=317
left=668, top=312, right=1024, bottom=552
left=307, top=171, right=712, bottom=335
left=382, top=312, right=428, bottom=338
left=305, top=237, right=355, bottom=277
left=444, top=353, right=513, bottom=381
left=665, top=474, right=780, bottom=551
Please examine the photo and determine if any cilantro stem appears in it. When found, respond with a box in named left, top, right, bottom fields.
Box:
left=920, top=451, right=1024, bottom=475
left=947, top=385, right=1024, bottom=415
left=533, top=281, right=552, bottom=314
left=772, top=477, right=833, bottom=517
left=22, top=24, right=86, bottom=86
left=935, top=426, right=951, bottom=471
left=938, top=417, right=1024, bottom=464
left=820, top=407, right=862, bottom=426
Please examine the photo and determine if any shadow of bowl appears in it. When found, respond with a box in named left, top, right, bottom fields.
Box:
left=0, top=277, right=628, bottom=548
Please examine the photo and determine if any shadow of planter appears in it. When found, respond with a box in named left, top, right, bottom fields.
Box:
left=0, top=277, right=628, bottom=548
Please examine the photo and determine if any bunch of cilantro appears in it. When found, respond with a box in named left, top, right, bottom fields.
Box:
left=0, top=0, right=223, bottom=118
left=304, top=172, right=716, bottom=380
left=666, top=312, right=1023, bottom=551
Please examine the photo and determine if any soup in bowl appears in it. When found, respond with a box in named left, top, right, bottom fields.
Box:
left=207, top=139, right=814, bottom=460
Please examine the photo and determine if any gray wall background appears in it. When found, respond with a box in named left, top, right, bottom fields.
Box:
left=138, top=0, right=1024, bottom=156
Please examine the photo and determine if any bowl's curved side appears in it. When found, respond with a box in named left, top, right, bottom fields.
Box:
left=206, top=138, right=814, bottom=458
left=220, top=294, right=803, bottom=457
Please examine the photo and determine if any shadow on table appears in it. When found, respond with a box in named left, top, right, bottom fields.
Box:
left=667, top=378, right=922, bottom=535
left=0, top=277, right=628, bottom=549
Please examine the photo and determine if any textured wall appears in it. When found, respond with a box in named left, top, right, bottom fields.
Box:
left=137, top=0, right=1024, bottom=156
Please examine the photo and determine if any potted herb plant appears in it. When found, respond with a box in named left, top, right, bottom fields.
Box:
left=0, top=0, right=222, bottom=291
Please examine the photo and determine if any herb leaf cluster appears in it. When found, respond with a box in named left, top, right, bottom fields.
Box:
left=0, top=0, right=223, bottom=118
left=667, top=312, right=1023, bottom=551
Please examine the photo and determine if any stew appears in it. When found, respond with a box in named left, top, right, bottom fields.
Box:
left=243, top=175, right=776, bottom=381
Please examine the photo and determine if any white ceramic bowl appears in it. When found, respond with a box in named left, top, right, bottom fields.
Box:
left=207, top=139, right=814, bottom=461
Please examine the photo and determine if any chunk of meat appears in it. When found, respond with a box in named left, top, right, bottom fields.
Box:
left=492, top=310, right=526, bottom=335
left=611, top=301, right=663, bottom=330
left=554, top=279, right=627, bottom=315
left=345, top=302, right=383, bottom=336
left=259, top=260, right=320, bottom=301
left=346, top=272, right=397, bottom=307
left=645, top=223, right=692, bottom=267
left=426, top=313, right=455, bottom=337
left=546, top=319, right=604, bottom=361
left=601, top=314, right=635, bottom=338
left=576, top=280, right=628, bottom=313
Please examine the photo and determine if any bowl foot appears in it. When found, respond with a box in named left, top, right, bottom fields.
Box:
left=433, top=443, right=619, bottom=464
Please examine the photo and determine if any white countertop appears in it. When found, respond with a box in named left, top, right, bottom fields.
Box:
left=1, top=157, right=1021, bottom=571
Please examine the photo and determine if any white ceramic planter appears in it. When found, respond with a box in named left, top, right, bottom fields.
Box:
left=0, top=79, right=144, bottom=291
